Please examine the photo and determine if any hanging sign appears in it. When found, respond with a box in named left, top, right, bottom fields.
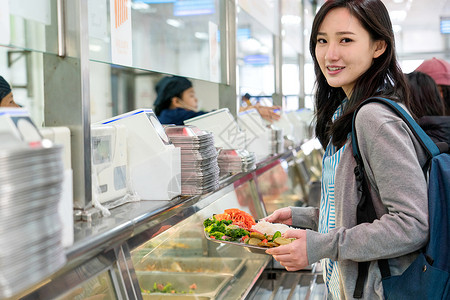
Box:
left=110, top=0, right=133, bottom=66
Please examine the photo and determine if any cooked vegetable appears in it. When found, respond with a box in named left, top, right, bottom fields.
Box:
left=250, top=232, right=266, bottom=240
left=205, top=222, right=227, bottom=234
left=141, top=282, right=197, bottom=294
left=209, top=232, right=226, bottom=240
left=247, top=237, right=262, bottom=245
left=204, top=218, right=249, bottom=241
left=226, top=226, right=250, bottom=240
left=213, top=208, right=256, bottom=230
left=272, top=231, right=282, bottom=240
left=274, top=237, right=293, bottom=245
left=203, top=210, right=296, bottom=249
left=203, top=217, right=216, bottom=227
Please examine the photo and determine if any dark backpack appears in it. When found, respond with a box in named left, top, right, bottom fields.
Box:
left=351, top=97, right=450, bottom=299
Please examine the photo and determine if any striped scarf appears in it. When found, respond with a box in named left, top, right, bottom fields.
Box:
left=318, top=99, right=348, bottom=299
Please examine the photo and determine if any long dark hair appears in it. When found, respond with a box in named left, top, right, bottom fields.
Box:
left=310, top=0, right=410, bottom=148
left=441, top=85, right=450, bottom=116
left=406, top=71, right=445, bottom=118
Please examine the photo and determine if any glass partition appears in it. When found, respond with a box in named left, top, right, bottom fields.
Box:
left=130, top=183, right=269, bottom=299
left=2, top=0, right=59, bottom=55
left=56, top=269, right=118, bottom=300
left=88, top=0, right=222, bottom=83
left=0, top=46, right=45, bottom=125
left=255, top=159, right=305, bottom=215
left=236, top=8, right=275, bottom=105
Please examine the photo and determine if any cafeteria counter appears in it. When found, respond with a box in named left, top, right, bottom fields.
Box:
left=13, top=145, right=324, bottom=300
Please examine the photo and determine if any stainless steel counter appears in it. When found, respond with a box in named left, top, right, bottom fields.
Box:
left=16, top=150, right=302, bottom=300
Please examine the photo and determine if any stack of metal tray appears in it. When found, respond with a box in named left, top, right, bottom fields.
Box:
left=165, top=125, right=219, bottom=195
left=217, top=148, right=256, bottom=176
left=0, top=142, right=66, bottom=298
left=135, top=257, right=245, bottom=299
left=269, top=126, right=284, bottom=155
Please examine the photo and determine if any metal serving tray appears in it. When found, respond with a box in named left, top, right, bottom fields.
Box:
left=137, top=272, right=233, bottom=299
left=132, top=238, right=205, bottom=262
left=134, top=257, right=245, bottom=276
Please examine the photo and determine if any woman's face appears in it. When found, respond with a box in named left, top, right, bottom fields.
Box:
left=179, top=87, right=198, bottom=111
left=315, top=7, right=386, bottom=97
left=0, top=92, right=19, bottom=107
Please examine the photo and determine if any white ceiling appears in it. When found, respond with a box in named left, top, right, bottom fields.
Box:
left=383, top=0, right=450, bottom=30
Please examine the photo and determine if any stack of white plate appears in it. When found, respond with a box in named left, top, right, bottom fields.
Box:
left=0, top=142, right=66, bottom=298
left=270, top=127, right=284, bottom=155
left=165, top=125, right=219, bottom=195
left=217, top=148, right=256, bottom=176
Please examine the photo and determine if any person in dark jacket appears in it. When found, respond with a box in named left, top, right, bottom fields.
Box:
left=0, top=76, right=20, bottom=107
left=415, top=57, right=450, bottom=116
left=405, top=71, right=450, bottom=146
left=153, top=76, right=206, bottom=125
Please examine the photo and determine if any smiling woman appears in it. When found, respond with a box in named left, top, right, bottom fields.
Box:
left=264, top=0, right=429, bottom=299
left=314, top=7, right=387, bottom=97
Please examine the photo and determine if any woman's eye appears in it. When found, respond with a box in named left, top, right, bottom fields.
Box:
left=317, top=38, right=327, bottom=44
left=341, top=38, right=353, bottom=43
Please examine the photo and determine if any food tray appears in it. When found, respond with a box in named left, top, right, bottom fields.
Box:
left=203, top=231, right=269, bottom=255
left=132, top=238, right=205, bottom=262
left=134, top=257, right=245, bottom=276
left=137, top=272, right=232, bottom=299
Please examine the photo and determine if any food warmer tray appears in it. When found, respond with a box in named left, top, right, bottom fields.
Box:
left=134, top=256, right=245, bottom=276
left=137, top=271, right=233, bottom=300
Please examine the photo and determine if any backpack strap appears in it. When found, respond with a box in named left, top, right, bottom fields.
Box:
left=351, top=97, right=440, bottom=162
left=351, top=97, right=441, bottom=298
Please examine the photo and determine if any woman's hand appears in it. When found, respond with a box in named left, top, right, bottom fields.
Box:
left=266, top=229, right=308, bottom=271
left=263, top=207, right=292, bottom=225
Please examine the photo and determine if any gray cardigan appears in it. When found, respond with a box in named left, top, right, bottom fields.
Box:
left=291, top=103, right=429, bottom=299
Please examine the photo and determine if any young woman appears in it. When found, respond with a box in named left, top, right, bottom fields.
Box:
left=154, top=76, right=206, bottom=125
left=265, top=0, right=429, bottom=299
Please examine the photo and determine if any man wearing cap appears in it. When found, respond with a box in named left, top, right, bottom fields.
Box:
left=416, top=57, right=450, bottom=116
left=153, top=76, right=206, bottom=125
left=0, top=76, right=20, bottom=107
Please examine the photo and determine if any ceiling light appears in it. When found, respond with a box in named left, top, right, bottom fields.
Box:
left=166, top=19, right=183, bottom=28
left=131, top=3, right=149, bottom=10
left=194, top=32, right=209, bottom=40
left=89, top=44, right=102, bottom=52
left=242, top=38, right=261, bottom=52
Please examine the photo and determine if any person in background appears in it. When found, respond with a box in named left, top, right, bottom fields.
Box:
left=239, top=93, right=281, bottom=122
left=264, top=0, right=429, bottom=299
left=154, top=76, right=206, bottom=125
left=241, top=93, right=252, bottom=107
left=0, top=76, right=20, bottom=107
left=406, top=71, right=450, bottom=145
left=415, top=57, right=450, bottom=116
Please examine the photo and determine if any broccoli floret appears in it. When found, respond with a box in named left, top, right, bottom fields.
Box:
left=203, top=217, right=215, bottom=228
left=226, top=227, right=249, bottom=241
left=206, top=222, right=228, bottom=234
left=223, top=220, right=233, bottom=225
left=209, top=231, right=225, bottom=240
